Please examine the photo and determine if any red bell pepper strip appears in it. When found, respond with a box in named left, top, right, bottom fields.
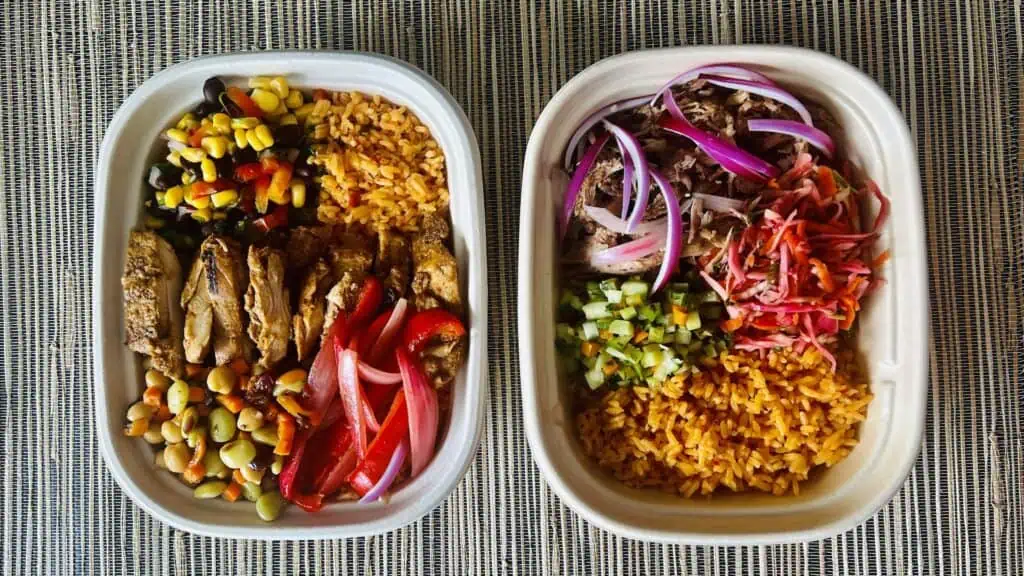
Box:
left=304, top=418, right=357, bottom=495
left=316, top=443, right=359, bottom=497
left=351, top=306, right=394, bottom=358
left=260, top=155, right=283, bottom=175
left=347, top=390, right=409, bottom=497
left=350, top=277, right=384, bottom=326
left=363, top=382, right=399, bottom=422
left=225, top=86, right=263, bottom=118
left=335, top=344, right=368, bottom=458
left=253, top=175, right=271, bottom=214
left=402, top=309, right=466, bottom=355
left=279, top=428, right=311, bottom=501
left=291, top=493, right=324, bottom=513
left=234, top=162, right=264, bottom=183
left=252, top=205, right=289, bottom=233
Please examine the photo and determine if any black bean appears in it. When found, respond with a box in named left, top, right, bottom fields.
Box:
left=293, top=148, right=314, bottom=178
left=272, top=124, right=303, bottom=149
left=232, top=146, right=258, bottom=166
left=213, top=156, right=234, bottom=179
left=147, top=163, right=182, bottom=190
left=203, top=76, right=226, bottom=105
left=192, top=100, right=219, bottom=117
left=219, top=92, right=244, bottom=117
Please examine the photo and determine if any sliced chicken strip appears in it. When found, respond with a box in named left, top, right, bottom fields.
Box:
left=122, top=230, right=185, bottom=378
left=245, top=246, right=291, bottom=370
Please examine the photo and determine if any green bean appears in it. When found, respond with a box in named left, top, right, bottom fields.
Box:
left=193, top=480, right=228, bottom=499
left=256, top=491, right=285, bottom=522
left=208, top=407, right=237, bottom=443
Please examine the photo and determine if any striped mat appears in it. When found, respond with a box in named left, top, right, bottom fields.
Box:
left=0, top=1, right=1020, bottom=574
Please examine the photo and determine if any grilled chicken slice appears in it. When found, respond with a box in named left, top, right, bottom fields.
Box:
left=292, top=260, right=333, bottom=362
left=421, top=337, right=466, bottom=389
left=322, top=233, right=376, bottom=341
left=285, top=225, right=333, bottom=275
left=376, top=229, right=411, bottom=299
left=181, top=235, right=250, bottom=366
left=122, top=231, right=185, bottom=378
left=245, top=246, right=291, bottom=370
left=411, top=215, right=461, bottom=312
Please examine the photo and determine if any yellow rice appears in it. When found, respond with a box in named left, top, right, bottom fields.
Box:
left=576, top=346, right=872, bottom=497
left=310, top=91, right=448, bottom=232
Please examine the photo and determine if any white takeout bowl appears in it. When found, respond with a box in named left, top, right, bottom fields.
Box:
left=93, top=52, right=487, bottom=539
left=518, top=46, right=927, bottom=544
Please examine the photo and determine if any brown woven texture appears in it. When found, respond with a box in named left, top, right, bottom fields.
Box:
left=0, top=1, right=1020, bottom=574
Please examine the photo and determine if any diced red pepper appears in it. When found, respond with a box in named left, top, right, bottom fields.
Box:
left=252, top=205, right=288, bottom=233
left=347, top=390, right=409, bottom=497
left=234, top=162, right=265, bottom=183
left=188, top=125, right=213, bottom=147
left=226, top=86, right=263, bottom=118
left=190, top=179, right=233, bottom=197
left=351, top=277, right=383, bottom=327
left=253, top=175, right=271, bottom=214
left=260, top=155, right=283, bottom=175
left=402, top=309, right=467, bottom=355
left=268, top=164, right=294, bottom=203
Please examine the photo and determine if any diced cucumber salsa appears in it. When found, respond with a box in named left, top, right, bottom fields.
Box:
left=555, top=276, right=729, bottom=390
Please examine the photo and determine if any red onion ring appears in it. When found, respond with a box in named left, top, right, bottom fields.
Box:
left=648, top=170, right=683, bottom=293
left=368, top=298, right=408, bottom=365
left=649, top=64, right=777, bottom=107
left=581, top=205, right=666, bottom=236
left=589, top=228, right=667, bottom=268
left=747, top=119, right=835, bottom=158
left=700, top=74, right=814, bottom=125
left=563, top=95, right=654, bottom=170
left=358, top=440, right=408, bottom=503
left=560, top=133, right=610, bottom=241
left=692, top=192, right=748, bottom=213
left=659, top=115, right=780, bottom=181
left=357, top=360, right=402, bottom=385
left=602, top=121, right=651, bottom=233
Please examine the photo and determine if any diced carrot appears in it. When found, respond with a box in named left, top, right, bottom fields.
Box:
left=153, top=404, right=172, bottom=422
left=275, top=413, right=296, bottom=456
left=182, top=462, right=206, bottom=486
left=817, top=166, right=837, bottom=198
left=580, top=341, right=600, bottom=358
left=232, top=469, right=247, bottom=485
left=229, top=358, right=250, bottom=376
left=216, top=394, right=245, bottom=414
left=142, top=386, right=163, bottom=408
left=633, top=331, right=648, bottom=344
left=808, top=258, right=835, bottom=293
left=602, top=361, right=619, bottom=376
left=672, top=305, right=688, bottom=326
left=277, top=394, right=311, bottom=419
left=188, top=386, right=207, bottom=403
left=222, top=482, right=243, bottom=502
left=598, top=329, right=611, bottom=340
left=722, top=317, right=744, bottom=332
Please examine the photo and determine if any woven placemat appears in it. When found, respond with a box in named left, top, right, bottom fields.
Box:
left=1, top=1, right=1020, bottom=574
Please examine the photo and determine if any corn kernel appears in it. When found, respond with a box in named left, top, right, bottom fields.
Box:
left=234, top=128, right=249, bottom=149
left=153, top=191, right=166, bottom=206
left=269, top=76, right=289, bottom=99
left=201, top=136, right=228, bottom=159
left=285, top=89, right=303, bottom=109
left=165, top=186, right=184, bottom=208
left=166, top=150, right=183, bottom=168
left=211, top=189, right=239, bottom=208
left=279, top=114, right=297, bottom=126
left=185, top=186, right=211, bottom=209
left=200, top=158, right=217, bottom=183
left=191, top=208, right=212, bottom=223
left=165, top=128, right=189, bottom=143
left=294, top=102, right=315, bottom=121
left=267, top=102, right=288, bottom=118
left=180, top=147, right=207, bottom=163
left=231, top=117, right=260, bottom=130
left=254, top=124, right=274, bottom=148
left=181, top=171, right=196, bottom=185
left=250, top=89, right=280, bottom=113
left=176, top=113, right=198, bottom=130
left=246, top=129, right=267, bottom=152
left=248, top=76, right=272, bottom=90
left=290, top=180, right=306, bottom=208
left=212, top=113, right=231, bottom=132
left=200, top=117, right=212, bottom=127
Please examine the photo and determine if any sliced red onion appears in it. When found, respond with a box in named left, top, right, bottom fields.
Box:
left=866, top=179, right=890, bottom=233
left=581, top=205, right=666, bottom=236
left=560, top=133, right=610, bottom=241
left=590, top=228, right=667, bottom=267
left=700, top=270, right=730, bottom=302
left=358, top=440, right=408, bottom=503
left=801, top=314, right=837, bottom=371
left=396, top=348, right=439, bottom=477
left=358, top=359, right=402, bottom=385
left=649, top=64, right=777, bottom=107
left=692, top=192, right=748, bottom=213
left=649, top=170, right=683, bottom=293
left=603, top=121, right=651, bottom=232
left=563, top=95, right=654, bottom=170
left=747, top=119, right=835, bottom=158
left=659, top=115, right=780, bottom=181
left=700, top=74, right=813, bottom=125
left=726, top=239, right=746, bottom=285
left=620, top=146, right=634, bottom=220
left=368, top=298, right=409, bottom=365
